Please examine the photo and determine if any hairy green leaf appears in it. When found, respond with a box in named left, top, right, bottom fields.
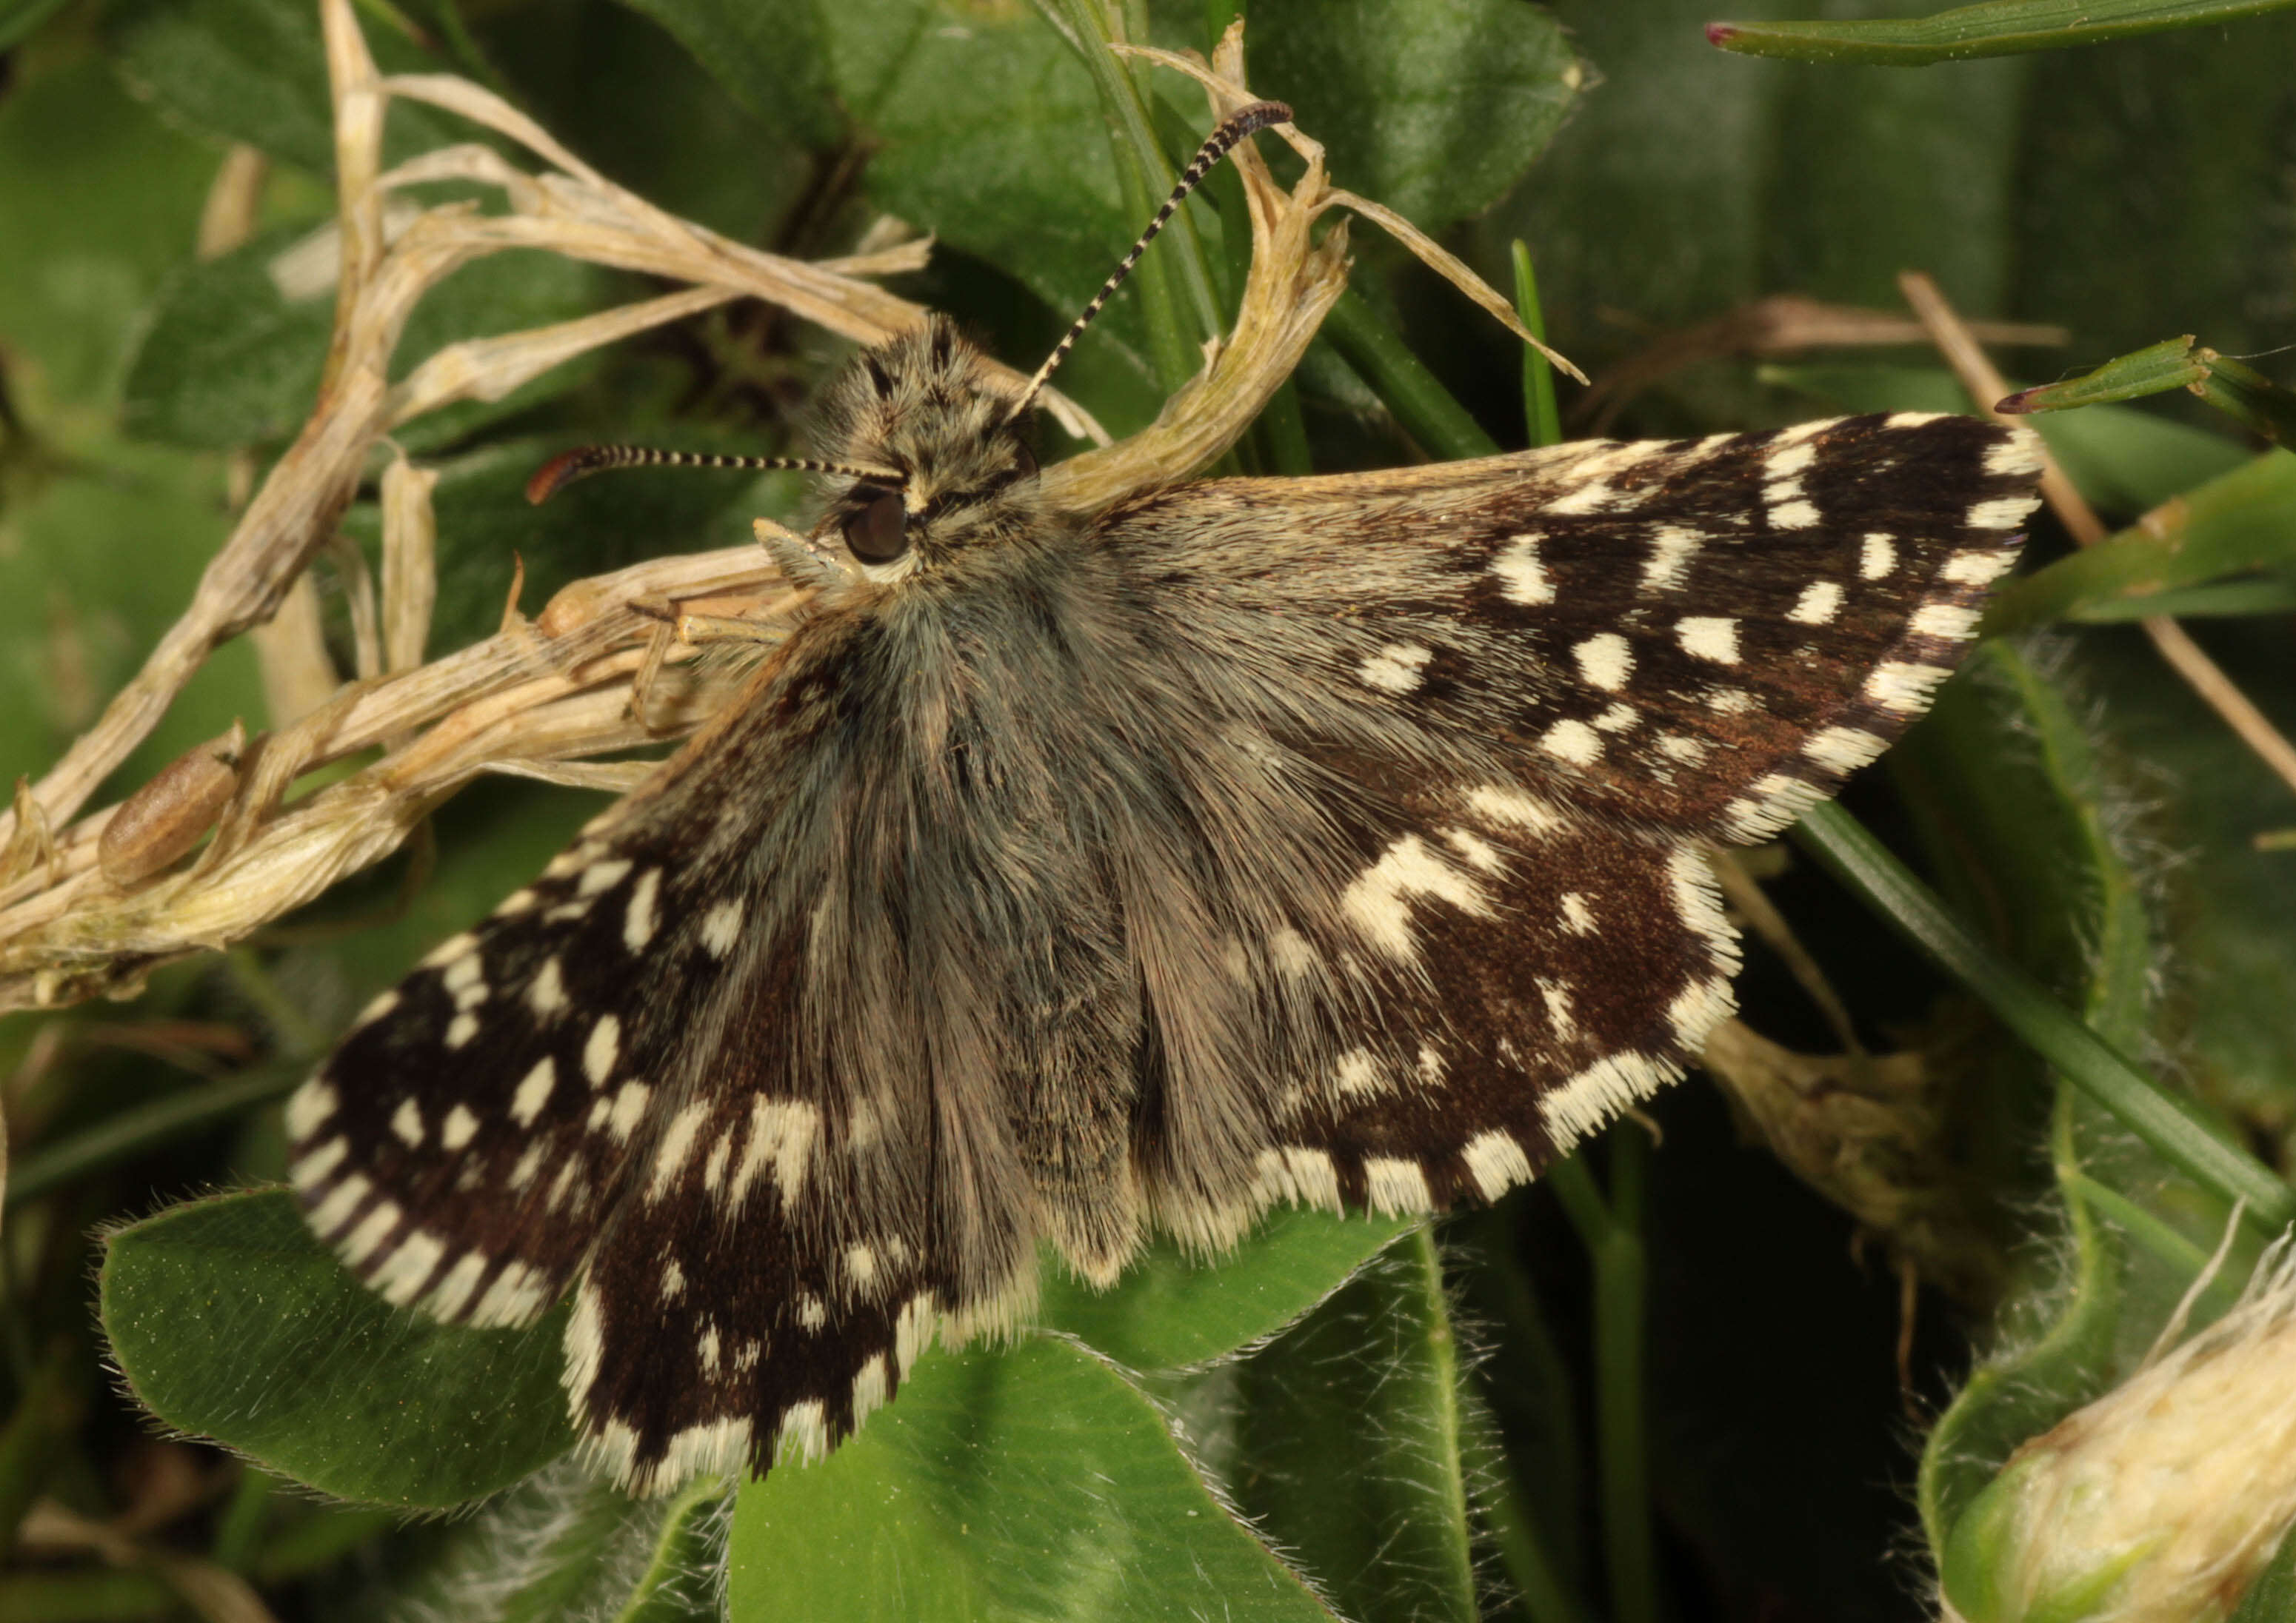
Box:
left=101, top=1190, right=575, bottom=1508
left=727, top=1336, right=1332, bottom=1623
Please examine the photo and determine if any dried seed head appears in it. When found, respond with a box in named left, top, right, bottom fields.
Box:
left=1940, top=1242, right=2296, bottom=1623
left=99, top=723, right=247, bottom=888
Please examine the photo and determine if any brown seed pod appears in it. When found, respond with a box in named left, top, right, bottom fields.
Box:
left=99, top=722, right=249, bottom=888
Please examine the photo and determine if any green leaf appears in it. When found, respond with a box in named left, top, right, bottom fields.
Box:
left=1246, top=0, right=1578, bottom=232
left=101, top=1189, right=575, bottom=1508
left=0, top=51, right=218, bottom=411
left=104, top=0, right=466, bottom=175
left=1223, top=1233, right=1480, bottom=1623
left=727, top=1336, right=1332, bottom=1623
left=1037, top=1207, right=1415, bottom=1373
left=0, top=0, right=72, bottom=56
left=350, top=1462, right=723, bottom=1623
left=1893, top=642, right=2160, bottom=1545
left=605, top=0, right=842, bottom=145
left=1983, top=450, right=2296, bottom=632
left=1706, top=0, right=2296, bottom=64
left=124, top=234, right=608, bottom=453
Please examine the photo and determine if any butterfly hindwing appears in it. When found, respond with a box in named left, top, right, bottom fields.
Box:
left=1243, top=783, right=1735, bottom=1219
left=287, top=829, right=721, bottom=1330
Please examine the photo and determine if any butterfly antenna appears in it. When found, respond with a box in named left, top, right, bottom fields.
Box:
left=1007, top=98, right=1292, bottom=424
left=525, top=445, right=907, bottom=505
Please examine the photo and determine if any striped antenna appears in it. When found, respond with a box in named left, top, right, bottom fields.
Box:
left=1006, top=98, right=1292, bottom=424
left=525, top=445, right=907, bottom=505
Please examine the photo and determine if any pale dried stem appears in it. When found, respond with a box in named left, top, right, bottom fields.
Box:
left=1898, top=270, right=2296, bottom=806
left=2, top=13, right=1364, bottom=1011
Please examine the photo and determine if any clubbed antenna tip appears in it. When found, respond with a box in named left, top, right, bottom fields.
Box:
left=1007, top=98, right=1293, bottom=424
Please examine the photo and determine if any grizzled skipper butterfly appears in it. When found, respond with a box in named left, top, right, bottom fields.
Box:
left=286, top=101, right=2044, bottom=1493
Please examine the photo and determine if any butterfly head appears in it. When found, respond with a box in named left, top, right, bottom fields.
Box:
left=812, top=315, right=1044, bottom=583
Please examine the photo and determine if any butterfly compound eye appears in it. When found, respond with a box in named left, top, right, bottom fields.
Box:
left=843, top=489, right=909, bottom=563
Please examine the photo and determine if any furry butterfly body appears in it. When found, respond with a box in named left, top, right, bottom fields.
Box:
left=290, top=307, right=2042, bottom=1491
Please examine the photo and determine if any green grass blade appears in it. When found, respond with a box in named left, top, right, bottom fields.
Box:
left=1995, top=335, right=2206, bottom=413
left=1793, top=802, right=2295, bottom=1230
left=1706, top=0, right=2296, bottom=64
left=1321, top=290, right=1501, bottom=462
left=1511, top=241, right=1563, bottom=450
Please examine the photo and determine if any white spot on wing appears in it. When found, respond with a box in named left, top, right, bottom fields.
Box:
left=511, top=1058, right=556, bottom=1127
left=1669, top=973, right=1736, bottom=1045
left=1364, top=1158, right=1434, bottom=1214
left=1574, top=632, right=1633, bottom=691
left=1769, top=498, right=1821, bottom=529
left=607, top=1080, right=650, bottom=1142
left=1940, top=548, right=2016, bottom=586
left=1269, top=927, right=1317, bottom=978
left=1335, top=1048, right=1386, bottom=1097
left=445, top=1011, right=479, bottom=1049
left=1804, top=726, right=1888, bottom=774
left=1766, top=441, right=1817, bottom=478
left=1341, top=836, right=1492, bottom=961
left=623, top=869, right=661, bottom=951
left=1539, top=979, right=1578, bottom=1039
left=1541, top=718, right=1603, bottom=766
left=390, top=1098, right=425, bottom=1148
left=1677, top=616, right=1740, bottom=663
left=1258, top=1146, right=1343, bottom=1211
left=729, top=1097, right=820, bottom=1211
left=528, top=957, right=567, bottom=1017
left=1968, top=496, right=2035, bottom=529
left=427, top=1252, right=488, bottom=1319
left=1789, top=581, right=1843, bottom=624
left=373, top=1228, right=447, bottom=1305
left=1541, top=1053, right=1675, bottom=1151
left=1358, top=643, right=1433, bottom=694
left=578, top=859, right=633, bottom=897
left=649, top=1100, right=712, bottom=1199
left=1560, top=892, right=1595, bottom=934
left=1911, top=603, right=1979, bottom=640
left=338, top=1197, right=398, bottom=1265
left=1492, top=534, right=1555, bottom=606
left=701, top=900, right=744, bottom=958
left=1466, top=786, right=1562, bottom=834
left=309, top=1174, right=373, bottom=1237
left=470, top=1262, right=545, bottom=1328
left=584, top=1014, right=621, bottom=1086
left=287, top=1080, right=338, bottom=1142
left=420, top=931, right=478, bottom=970
left=1865, top=660, right=1951, bottom=713
left=1861, top=533, right=1898, bottom=580
left=1639, top=526, right=1701, bottom=593
left=1462, top=1131, right=1532, bottom=1200
left=292, top=1136, right=347, bottom=1188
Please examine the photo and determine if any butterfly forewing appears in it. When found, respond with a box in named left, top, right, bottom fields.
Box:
left=1115, top=412, right=2040, bottom=845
